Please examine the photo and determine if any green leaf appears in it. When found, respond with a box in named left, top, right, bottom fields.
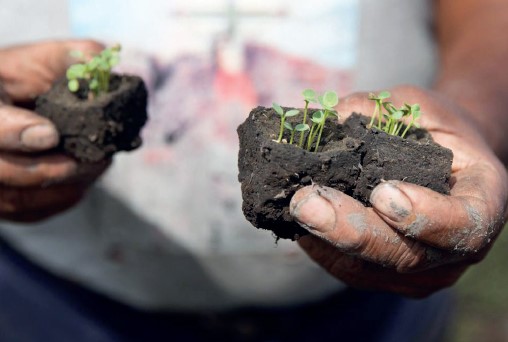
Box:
left=285, top=109, right=300, bottom=117
left=413, top=122, right=421, bottom=128
left=378, top=91, right=391, bottom=99
left=411, top=104, right=421, bottom=112
left=88, top=57, right=100, bottom=70
left=311, top=110, right=324, bottom=123
left=295, top=123, right=310, bottom=131
left=391, top=110, right=403, bottom=120
left=302, top=89, right=317, bottom=102
left=99, top=60, right=109, bottom=71
left=89, top=78, right=99, bottom=89
left=284, top=122, right=293, bottom=130
left=109, top=56, right=120, bottom=67
left=68, top=79, right=79, bottom=92
left=383, top=102, right=396, bottom=113
left=413, top=111, right=422, bottom=119
left=272, top=103, right=284, bottom=116
left=66, top=64, right=87, bottom=79
left=321, top=91, right=339, bottom=108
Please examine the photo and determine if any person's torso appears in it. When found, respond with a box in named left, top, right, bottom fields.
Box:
left=0, top=0, right=437, bottom=311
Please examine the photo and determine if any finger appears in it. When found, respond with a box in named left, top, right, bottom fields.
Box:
left=1, top=40, right=105, bottom=102
left=0, top=153, right=110, bottom=187
left=0, top=105, right=59, bottom=152
left=370, top=163, right=508, bottom=253
left=289, top=185, right=455, bottom=272
left=0, top=182, right=88, bottom=222
left=0, top=153, right=77, bottom=187
left=299, top=235, right=468, bottom=298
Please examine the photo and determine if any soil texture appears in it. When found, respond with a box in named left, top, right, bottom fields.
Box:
left=35, top=74, right=148, bottom=162
left=238, top=106, right=453, bottom=240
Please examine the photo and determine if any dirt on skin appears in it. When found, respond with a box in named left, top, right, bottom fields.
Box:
left=237, top=106, right=453, bottom=240
left=35, top=74, right=148, bottom=162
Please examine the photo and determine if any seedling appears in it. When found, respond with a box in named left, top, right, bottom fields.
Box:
left=273, top=89, right=338, bottom=152
left=368, top=91, right=391, bottom=129
left=66, top=44, right=121, bottom=99
left=298, top=89, right=317, bottom=147
left=400, top=103, right=422, bottom=138
left=273, top=103, right=300, bottom=143
left=312, top=91, right=339, bottom=152
left=368, top=91, right=423, bottom=138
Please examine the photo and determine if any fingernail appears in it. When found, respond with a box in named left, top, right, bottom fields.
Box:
left=290, top=192, right=336, bottom=233
left=370, top=182, right=412, bottom=222
left=20, top=124, right=59, bottom=149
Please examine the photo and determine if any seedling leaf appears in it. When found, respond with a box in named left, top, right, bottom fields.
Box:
left=68, top=79, right=79, bottom=92
left=311, top=110, right=324, bottom=123
left=295, top=123, right=310, bottom=131
left=285, top=109, right=300, bottom=117
left=302, top=89, right=317, bottom=102
left=322, top=91, right=339, bottom=108
left=273, top=103, right=284, bottom=116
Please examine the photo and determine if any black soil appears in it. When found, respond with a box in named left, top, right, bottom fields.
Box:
left=237, top=106, right=453, bottom=240
left=35, top=74, right=148, bottom=162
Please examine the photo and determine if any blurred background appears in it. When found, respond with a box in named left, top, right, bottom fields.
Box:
left=447, top=227, right=508, bottom=342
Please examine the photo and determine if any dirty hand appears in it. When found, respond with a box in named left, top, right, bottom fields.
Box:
left=0, top=40, right=109, bottom=222
left=290, top=85, right=508, bottom=297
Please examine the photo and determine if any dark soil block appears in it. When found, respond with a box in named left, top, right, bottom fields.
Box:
left=237, top=106, right=453, bottom=240
left=35, top=74, right=148, bottom=162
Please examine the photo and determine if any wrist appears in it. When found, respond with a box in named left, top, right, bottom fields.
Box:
left=433, top=77, right=508, bottom=164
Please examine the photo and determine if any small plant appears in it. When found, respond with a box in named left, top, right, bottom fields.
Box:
left=272, top=103, right=300, bottom=143
left=368, top=91, right=422, bottom=138
left=368, top=91, right=391, bottom=129
left=273, top=89, right=339, bottom=152
left=66, top=44, right=121, bottom=99
left=298, top=89, right=316, bottom=147
left=309, top=91, right=339, bottom=152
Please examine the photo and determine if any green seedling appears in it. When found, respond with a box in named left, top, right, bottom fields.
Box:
left=298, top=89, right=317, bottom=147
left=307, top=91, right=339, bottom=152
left=66, top=44, right=121, bottom=99
left=381, top=101, right=404, bottom=136
left=368, top=91, right=391, bottom=129
left=273, top=89, right=339, bottom=151
left=273, top=103, right=299, bottom=143
left=368, top=91, right=423, bottom=138
left=306, top=110, right=324, bottom=151
left=400, top=103, right=422, bottom=138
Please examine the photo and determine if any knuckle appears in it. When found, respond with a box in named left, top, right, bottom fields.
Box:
left=393, top=240, right=427, bottom=273
left=453, top=203, right=492, bottom=253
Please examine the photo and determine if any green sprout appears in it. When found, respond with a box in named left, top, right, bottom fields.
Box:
left=306, top=91, right=339, bottom=152
left=368, top=91, right=423, bottom=138
left=368, top=91, right=391, bottom=129
left=273, top=89, right=339, bottom=151
left=273, top=103, right=300, bottom=143
left=298, top=89, right=317, bottom=147
left=66, top=44, right=121, bottom=98
left=400, top=103, right=422, bottom=138
left=306, top=110, right=324, bottom=151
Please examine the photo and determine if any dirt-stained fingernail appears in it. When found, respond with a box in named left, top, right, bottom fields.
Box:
left=370, top=182, right=412, bottom=222
left=290, top=192, right=336, bottom=233
left=20, top=124, right=59, bottom=150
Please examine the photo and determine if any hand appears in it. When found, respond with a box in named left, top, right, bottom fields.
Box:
left=289, top=85, right=508, bottom=297
left=0, top=40, right=109, bottom=222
